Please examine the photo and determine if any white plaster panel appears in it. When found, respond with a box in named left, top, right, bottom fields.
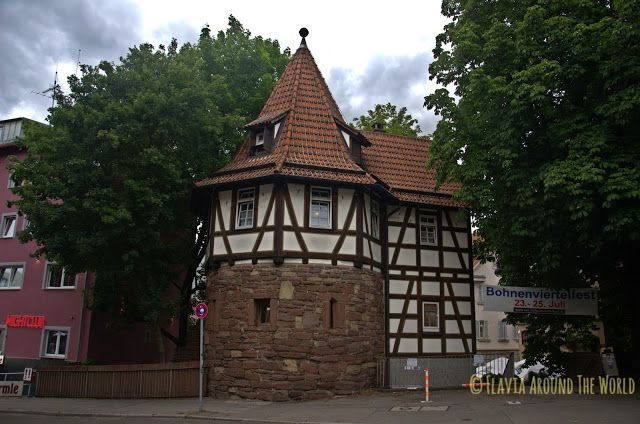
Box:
left=446, top=339, right=465, bottom=353
left=450, top=282, right=470, bottom=297
left=421, top=281, right=440, bottom=296
left=388, top=207, right=406, bottom=223
left=303, top=233, right=340, bottom=253
left=450, top=210, right=468, bottom=228
left=389, top=299, right=405, bottom=314
left=213, top=236, right=226, bottom=255
left=283, top=231, right=301, bottom=251
left=228, top=233, right=257, bottom=253
left=257, top=184, right=273, bottom=226
left=456, top=232, right=469, bottom=249
left=388, top=226, right=400, bottom=244
left=363, top=243, right=371, bottom=259
left=389, top=269, right=401, bottom=275
left=283, top=258, right=302, bottom=264
left=215, top=190, right=232, bottom=231
left=407, top=300, right=417, bottom=314
left=424, top=271, right=437, bottom=277
left=363, top=193, right=371, bottom=235
left=338, top=235, right=356, bottom=256
left=284, top=203, right=292, bottom=226
left=403, top=227, right=416, bottom=244
left=445, top=301, right=454, bottom=315
left=423, top=339, right=441, bottom=353
left=398, top=338, right=418, bottom=353
left=257, top=259, right=271, bottom=263
left=407, top=207, right=416, bottom=224
left=405, top=270, right=419, bottom=276
left=389, top=318, right=400, bottom=334
left=457, top=301, right=471, bottom=315
left=445, top=320, right=460, bottom=334
left=257, top=231, right=273, bottom=252
left=444, top=251, right=463, bottom=269
left=389, top=280, right=409, bottom=295
left=389, top=338, right=396, bottom=352
left=462, top=320, right=472, bottom=334
left=337, top=260, right=353, bottom=267
left=370, top=240, right=381, bottom=262
left=421, top=250, right=439, bottom=267
left=338, top=189, right=355, bottom=230
left=403, top=319, right=418, bottom=333
left=458, top=273, right=470, bottom=279
left=443, top=230, right=455, bottom=248
left=288, top=183, right=305, bottom=225
left=308, top=259, right=332, bottom=264
left=396, top=249, right=416, bottom=266
left=235, top=259, right=252, bottom=265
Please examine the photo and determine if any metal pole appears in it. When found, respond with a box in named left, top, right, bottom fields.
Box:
left=422, top=368, right=430, bottom=403
left=199, top=317, right=204, bottom=412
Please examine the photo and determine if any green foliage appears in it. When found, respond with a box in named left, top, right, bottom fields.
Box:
left=353, top=103, right=422, bottom=137
left=10, top=16, right=289, bottom=338
left=427, top=1, right=640, bottom=367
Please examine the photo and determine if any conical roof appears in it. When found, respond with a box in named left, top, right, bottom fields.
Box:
left=197, top=37, right=375, bottom=187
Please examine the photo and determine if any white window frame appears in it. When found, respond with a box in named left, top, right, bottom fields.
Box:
left=476, top=320, right=490, bottom=340
left=370, top=198, right=380, bottom=239
left=310, top=187, right=332, bottom=229
left=255, top=132, right=265, bottom=146
left=512, top=325, right=519, bottom=340
left=236, top=188, right=255, bottom=229
left=1, top=213, right=18, bottom=238
left=0, top=262, right=25, bottom=290
left=40, top=327, right=70, bottom=359
left=498, top=320, right=508, bottom=341
left=422, top=301, right=440, bottom=332
left=419, top=215, right=437, bottom=246
left=44, top=262, right=77, bottom=289
left=7, top=170, right=15, bottom=189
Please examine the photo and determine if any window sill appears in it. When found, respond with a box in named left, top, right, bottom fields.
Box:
left=477, top=338, right=491, bottom=342
left=0, top=287, right=22, bottom=290
left=422, top=328, right=440, bottom=333
left=41, top=355, right=66, bottom=359
left=1, top=236, right=16, bottom=239
left=45, top=286, right=76, bottom=290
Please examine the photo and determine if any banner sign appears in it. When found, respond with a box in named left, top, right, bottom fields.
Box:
left=483, top=286, right=598, bottom=316
left=0, top=381, right=23, bottom=397
left=5, top=315, right=45, bottom=328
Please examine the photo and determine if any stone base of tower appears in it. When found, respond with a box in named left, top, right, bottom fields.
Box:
left=205, top=263, right=384, bottom=401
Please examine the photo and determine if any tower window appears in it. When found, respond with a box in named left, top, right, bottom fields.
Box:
left=236, top=188, right=255, bottom=229
left=254, top=299, right=271, bottom=325
left=419, top=215, right=437, bottom=246
left=310, top=187, right=331, bottom=228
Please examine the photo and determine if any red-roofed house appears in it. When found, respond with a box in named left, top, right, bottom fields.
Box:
left=197, top=31, right=474, bottom=400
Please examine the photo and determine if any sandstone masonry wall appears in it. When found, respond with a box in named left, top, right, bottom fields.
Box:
left=206, top=263, right=384, bottom=401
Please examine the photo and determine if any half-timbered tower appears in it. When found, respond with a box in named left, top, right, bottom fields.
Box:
left=197, top=30, right=474, bottom=401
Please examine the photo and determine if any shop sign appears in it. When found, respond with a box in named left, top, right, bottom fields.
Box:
left=5, top=315, right=45, bottom=328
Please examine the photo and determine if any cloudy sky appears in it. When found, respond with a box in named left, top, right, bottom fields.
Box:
left=1, top=0, right=450, bottom=134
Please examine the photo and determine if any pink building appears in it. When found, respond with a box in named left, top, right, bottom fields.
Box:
left=1, top=117, right=171, bottom=372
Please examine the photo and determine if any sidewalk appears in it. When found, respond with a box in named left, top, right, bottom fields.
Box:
left=1, top=389, right=639, bottom=423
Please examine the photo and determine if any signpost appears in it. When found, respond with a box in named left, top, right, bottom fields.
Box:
left=194, top=303, right=208, bottom=412
left=483, top=286, right=598, bottom=316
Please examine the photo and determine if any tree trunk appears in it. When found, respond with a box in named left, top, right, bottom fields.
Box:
left=155, top=324, right=166, bottom=363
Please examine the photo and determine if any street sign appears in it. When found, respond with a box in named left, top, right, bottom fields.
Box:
left=23, top=368, right=33, bottom=382
left=194, top=303, right=208, bottom=319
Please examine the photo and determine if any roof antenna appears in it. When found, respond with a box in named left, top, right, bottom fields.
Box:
left=299, top=27, right=309, bottom=48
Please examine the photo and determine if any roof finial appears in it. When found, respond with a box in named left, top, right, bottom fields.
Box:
left=299, top=27, right=309, bottom=48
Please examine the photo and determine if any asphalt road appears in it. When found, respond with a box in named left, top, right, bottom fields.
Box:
left=0, top=414, right=263, bottom=424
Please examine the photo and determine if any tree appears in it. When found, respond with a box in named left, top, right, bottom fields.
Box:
left=353, top=103, right=422, bottom=137
left=426, top=1, right=640, bottom=374
left=10, top=16, right=290, bottom=359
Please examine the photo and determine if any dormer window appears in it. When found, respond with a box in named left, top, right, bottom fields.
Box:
left=255, top=133, right=265, bottom=146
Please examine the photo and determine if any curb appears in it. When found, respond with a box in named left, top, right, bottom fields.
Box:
left=0, top=409, right=356, bottom=424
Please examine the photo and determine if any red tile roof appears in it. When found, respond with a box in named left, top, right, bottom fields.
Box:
left=197, top=40, right=463, bottom=208
left=361, top=131, right=463, bottom=207
left=197, top=43, right=374, bottom=187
